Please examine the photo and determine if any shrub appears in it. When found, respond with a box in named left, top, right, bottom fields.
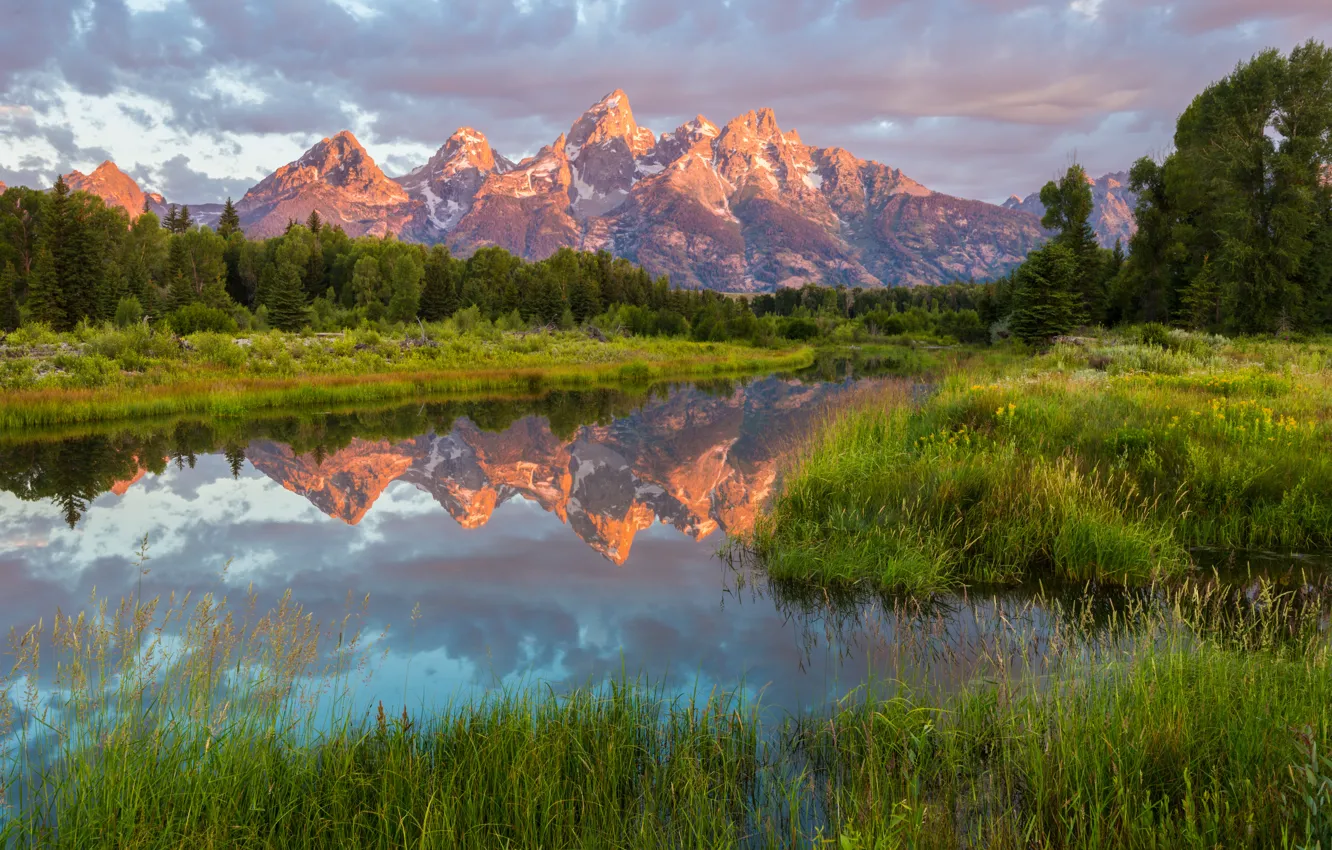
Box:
left=114, top=296, right=144, bottom=328
left=168, top=304, right=239, bottom=335
left=779, top=317, right=820, bottom=341
left=190, top=332, right=247, bottom=369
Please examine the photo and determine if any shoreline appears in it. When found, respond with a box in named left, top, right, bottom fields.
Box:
left=0, top=345, right=814, bottom=431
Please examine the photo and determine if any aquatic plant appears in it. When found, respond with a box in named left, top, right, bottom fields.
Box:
left=750, top=334, right=1332, bottom=592
left=2, top=569, right=1330, bottom=848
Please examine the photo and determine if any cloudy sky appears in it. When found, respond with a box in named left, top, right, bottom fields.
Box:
left=1, top=0, right=1329, bottom=205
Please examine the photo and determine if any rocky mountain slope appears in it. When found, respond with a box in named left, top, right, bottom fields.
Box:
left=382, top=91, right=1045, bottom=290
left=235, top=131, right=426, bottom=239
left=42, top=91, right=1052, bottom=290
left=240, top=377, right=854, bottom=563
left=1003, top=170, right=1137, bottom=249
left=63, top=161, right=168, bottom=220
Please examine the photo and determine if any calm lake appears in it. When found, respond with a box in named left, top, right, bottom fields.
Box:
left=1, top=365, right=1328, bottom=718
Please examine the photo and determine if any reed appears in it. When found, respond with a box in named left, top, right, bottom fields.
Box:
left=749, top=332, right=1332, bottom=593
left=2, top=570, right=1330, bottom=848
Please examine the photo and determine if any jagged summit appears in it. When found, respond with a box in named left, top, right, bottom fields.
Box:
left=236, top=131, right=415, bottom=239
left=53, top=90, right=1051, bottom=290
left=63, top=160, right=165, bottom=219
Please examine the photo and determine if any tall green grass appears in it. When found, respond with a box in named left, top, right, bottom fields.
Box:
left=750, top=333, right=1332, bottom=593
left=3, top=572, right=1330, bottom=847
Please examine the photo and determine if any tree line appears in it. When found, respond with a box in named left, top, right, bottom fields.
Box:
left=997, top=39, right=1332, bottom=344
left=0, top=184, right=776, bottom=339
left=2, top=41, right=1326, bottom=346
left=0, top=177, right=991, bottom=345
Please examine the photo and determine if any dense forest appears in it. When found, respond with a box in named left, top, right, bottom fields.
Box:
left=1, top=40, right=1328, bottom=347
left=0, top=181, right=990, bottom=345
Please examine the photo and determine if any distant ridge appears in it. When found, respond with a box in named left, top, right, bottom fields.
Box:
left=34, top=90, right=1051, bottom=291
left=1003, top=170, right=1138, bottom=249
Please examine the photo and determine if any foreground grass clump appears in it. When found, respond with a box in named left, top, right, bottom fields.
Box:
left=0, top=323, right=811, bottom=429
left=805, top=591, right=1332, bottom=849
left=752, top=333, right=1332, bottom=592
left=2, top=577, right=1330, bottom=848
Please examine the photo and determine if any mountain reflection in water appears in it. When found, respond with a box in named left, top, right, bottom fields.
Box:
left=0, top=376, right=869, bottom=562
left=3, top=373, right=1325, bottom=716
left=0, top=375, right=916, bottom=711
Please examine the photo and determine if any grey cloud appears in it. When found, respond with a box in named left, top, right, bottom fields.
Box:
left=117, top=103, right=157, bottom=129
left=137, top=154, right=247, bottom=203
left=3, top=0, right=1332, bottom=202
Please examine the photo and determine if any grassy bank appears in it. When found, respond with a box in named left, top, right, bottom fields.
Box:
left=2, top=579, right=1329, bottom=848
left=0, top=323, right=812, bottom=429
left=750, top=331, right=1332, bottom=593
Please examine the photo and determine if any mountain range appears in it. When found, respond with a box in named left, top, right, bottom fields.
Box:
left=1003, top=170, right=1139, bottom=249
left=26, top=90, right=1141, bottom=291
left=108, top=377, right=858, bottom=564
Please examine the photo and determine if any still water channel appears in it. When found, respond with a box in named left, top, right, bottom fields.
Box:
left=0, top=366, right=1327, bottom=719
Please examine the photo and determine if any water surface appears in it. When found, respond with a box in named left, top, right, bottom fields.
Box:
left=1, top=369, right=1327, bottom=718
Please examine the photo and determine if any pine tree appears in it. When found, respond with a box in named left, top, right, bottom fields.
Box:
left=304, top=241, right=326, bottom=299
left=223, top=444, right=247, bottom=479
left=306, top=210, right=323, bottom=235
left=569, top=274, right=601, bottom=322
left=27, top=247, right=64, bottom=328
left=200, top=273, right=233, bottom=310
left=166, top=269, right=196, bottom=311
left=217, top=198, right=241, bottom=238
left=1039, top=163, right=1104, bottom=324
left=1010, top=242, right=1079, bottom=347
left=177, top=205, right=194, bottom=233
left=267, top=262, right=309, bottom=331
left=163, top=205, right=180, bottom=233
left=0, top=262, right=20, bottom=331
left=1179, top=256, right=1223, bottom=330
left=386, top=257, right=422, bottom=323
left=419, top=246, right=457, bottom=321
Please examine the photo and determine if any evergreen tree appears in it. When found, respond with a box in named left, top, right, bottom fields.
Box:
left=177, top=205, right=194, bottom=234
left=267, top=263, right=309, bottom=331
left=217, top=198, right=241, bottom=238
left=166, top=269, right=196, bottom=311
left=1179, top=257, right=1223, bottom=330
left=223, top=444, right=247, bottom=479
left=386, top=259, right=422, bottom=323
left=1039, top=164, right=1104, bottom=323
left=1010, top=242, right=1079, bottom=347
left=0, top=262, right=20, bottom=332
left=26, top=246, right=64, bottom=328
left=306, top=210, right=323, bottom=235
left=163, top=205, right=180, bottom=233
left=569, top=273, right=602, bottom=322
left=304, top=239, right=326, bottom=299
left=41, top=177, right=108, bottom=330
left=419, top=245, right=458, bottom=321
